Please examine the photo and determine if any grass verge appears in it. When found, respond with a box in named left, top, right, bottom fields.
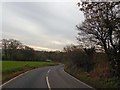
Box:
left=2, top=61, right=57, bottom=83
left=64, top=65, right=118, bottom=88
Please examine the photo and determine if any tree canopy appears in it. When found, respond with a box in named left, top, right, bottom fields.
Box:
left=77, top=1, right=120, bottom=78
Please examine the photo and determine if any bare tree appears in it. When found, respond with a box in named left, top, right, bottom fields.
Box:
left=64, top=45, right=94, bottom=72
left=77, top=1, right=120, bottom=77
left=2, top=39, right=9, bottom=59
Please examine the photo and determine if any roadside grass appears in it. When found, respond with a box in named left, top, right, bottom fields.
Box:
left=64, top=66, right=118, bottom=88
left=64, top=52, right=119, bottom=88
left=2, top=61, right=57, bottom=83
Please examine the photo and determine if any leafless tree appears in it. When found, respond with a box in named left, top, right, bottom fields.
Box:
left=77, top=1, right=120, bottom=77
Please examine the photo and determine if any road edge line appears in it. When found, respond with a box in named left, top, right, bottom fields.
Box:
left=0, top=68, right=39, bottom=88
left=63, top=68, right=96, bottom=90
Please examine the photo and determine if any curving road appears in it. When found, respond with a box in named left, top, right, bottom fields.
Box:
left=2, top=64, right=95, bottom=89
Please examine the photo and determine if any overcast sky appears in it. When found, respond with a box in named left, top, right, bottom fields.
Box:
left=2, top=0, right=85, bottom=51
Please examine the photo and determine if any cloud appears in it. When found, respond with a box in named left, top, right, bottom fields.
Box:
left=28, top=45, right=58, bottom=51
left=2, top=2, right=84, bottom=51
left=2, top=0, right=80, bottom=3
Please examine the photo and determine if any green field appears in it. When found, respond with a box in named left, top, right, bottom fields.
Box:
left=2, top=61, right=57, bottom=83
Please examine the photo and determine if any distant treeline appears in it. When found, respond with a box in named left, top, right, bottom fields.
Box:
left=2, top=39, right=64, bottom=61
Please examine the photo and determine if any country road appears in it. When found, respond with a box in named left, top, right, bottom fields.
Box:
left=2, top=64, right=94, bottom=89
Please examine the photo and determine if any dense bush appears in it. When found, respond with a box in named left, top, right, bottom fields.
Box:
left=64, top=45, right=94, bottom=72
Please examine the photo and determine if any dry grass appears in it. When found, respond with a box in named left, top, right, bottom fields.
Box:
left=90, top=52, right=111, bottom=79
left=65, top=52, right=119, bottom=88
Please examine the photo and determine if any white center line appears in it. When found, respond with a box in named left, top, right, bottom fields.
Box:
left=47, top=69, right=50, bottom=74
left=46, top=76, right=51, bottom=90
left=46, top=69, right=51, bottom=90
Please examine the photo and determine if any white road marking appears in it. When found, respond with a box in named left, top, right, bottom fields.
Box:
left=62, top=68, right=96, bottom=90
left=0, top=68, right=39, bottom=88
left=46, top=69, right=51, bottom=90
left=0, top=70, right=29, bottom=88
left=46, top=76, right=51, bottom=90
left=47, top=69, right=50, bottom=74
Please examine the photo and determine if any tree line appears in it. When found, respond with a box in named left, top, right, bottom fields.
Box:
left=77, top=1, right=120, bottom=79
left=63, top=1, right=120, bottom=83
left=2, top=39, right=64, bottom=61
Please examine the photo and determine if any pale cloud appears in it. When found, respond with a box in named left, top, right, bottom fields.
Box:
left=2, top=1, right=84, bottom=51
left=51, top=41, right=64, bottom=45
left=1, top=0, right=80, bottom=3
left=0, top=2, right=2, bottom=40
left=28, top=45, right=57, bottom=51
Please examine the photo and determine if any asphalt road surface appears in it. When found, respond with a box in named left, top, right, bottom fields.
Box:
left=2, top=64, right=95, bottom=89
